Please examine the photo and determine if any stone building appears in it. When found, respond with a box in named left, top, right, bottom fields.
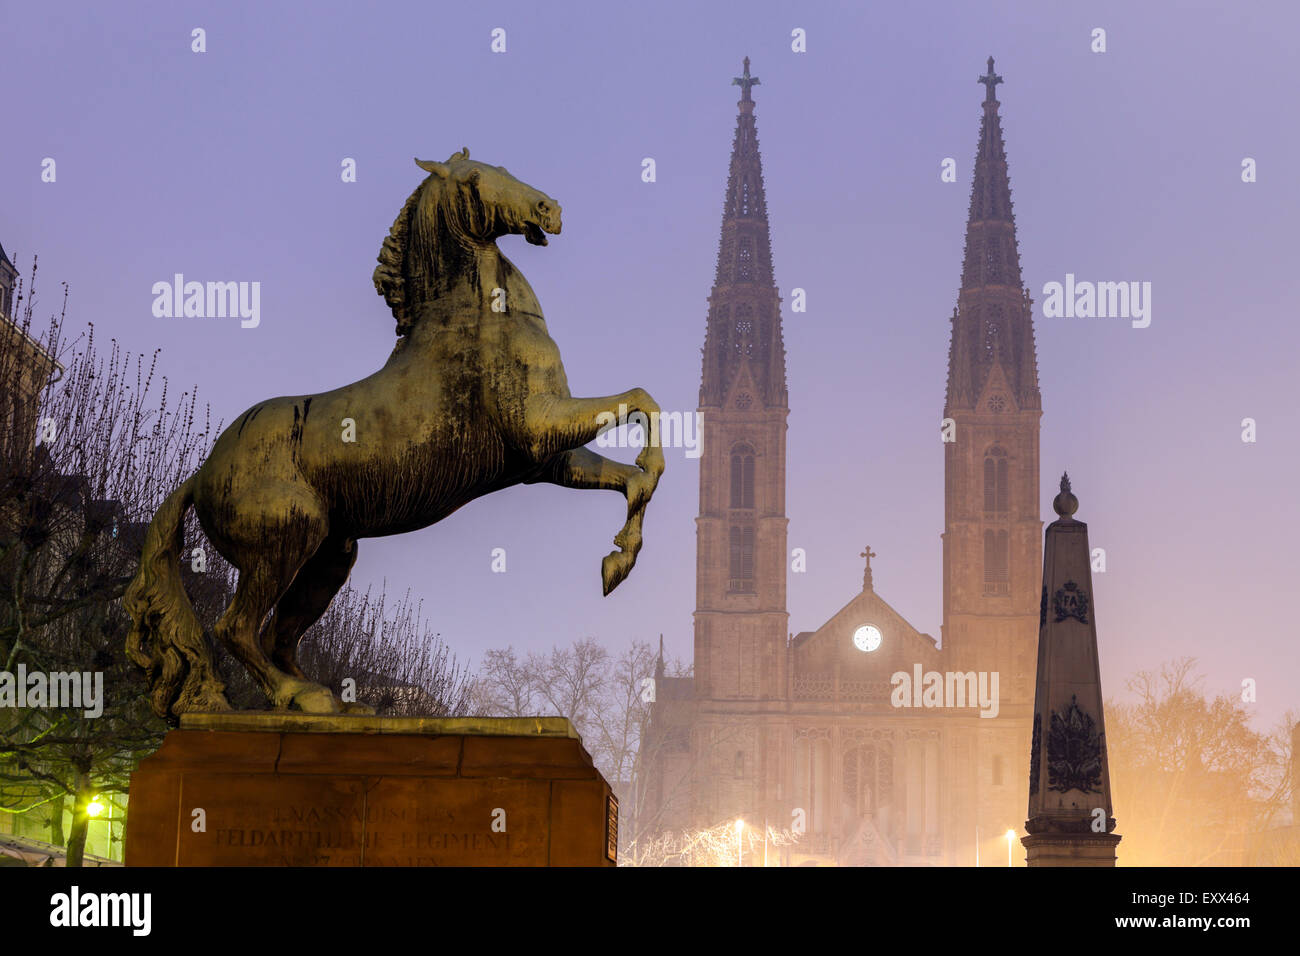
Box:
left=0, top=241, right=61, bottom=461
left=639, top=58, right=1041, bottom=866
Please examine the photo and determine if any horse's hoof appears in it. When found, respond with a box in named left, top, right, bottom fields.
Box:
left=275, top=679, right=343, bottom=714
left=180, top=685, right=233, bottom=714
left=294, top=686, right=343, bottom=713
left=602, top=550, right=635, bottom=595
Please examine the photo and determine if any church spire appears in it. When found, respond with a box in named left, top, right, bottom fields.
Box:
left=700, top=57, right=787, bottom=409
left=945, top=57, right=1040, bottom=414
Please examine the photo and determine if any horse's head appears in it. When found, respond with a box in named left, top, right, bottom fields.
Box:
left=375, top=148, right=563, bottom=334
left=416, top=148, right=562, bottom=246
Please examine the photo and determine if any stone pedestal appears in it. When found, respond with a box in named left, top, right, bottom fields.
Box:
left=125, top=714, right=618, bottom=867
left=1021, top=831, right=1121, bottom=867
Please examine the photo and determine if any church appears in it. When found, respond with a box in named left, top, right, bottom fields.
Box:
left=639, top=57, right=1042, bottom=866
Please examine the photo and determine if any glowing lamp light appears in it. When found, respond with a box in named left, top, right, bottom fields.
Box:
left=86, top=797, right=105, bottom=818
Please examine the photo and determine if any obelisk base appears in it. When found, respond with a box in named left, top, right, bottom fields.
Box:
left=1021, top=831, right=1121, bottom=867
left=125, top=714, right=618, bottom=867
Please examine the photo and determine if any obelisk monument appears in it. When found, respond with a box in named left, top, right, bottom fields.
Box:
left=1022, top=474, right=1121, bottom=866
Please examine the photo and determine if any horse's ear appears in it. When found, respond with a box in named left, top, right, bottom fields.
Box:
left=445, top=147, right=469, bottom=162
left=415, top=158, right=450, bottom=177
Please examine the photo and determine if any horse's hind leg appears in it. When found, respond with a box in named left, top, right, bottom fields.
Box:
left=265, top=534, right=371, bottom=712
left=211, top=493, right=344, bottom=713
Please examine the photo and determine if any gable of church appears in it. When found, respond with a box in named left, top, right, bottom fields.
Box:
left=793, top=588, right=940, bottom=679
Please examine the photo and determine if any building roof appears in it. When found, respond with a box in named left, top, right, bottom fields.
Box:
left=1, top=311, right=62, bottom=379
left=792, top=582, right=940, bottom=679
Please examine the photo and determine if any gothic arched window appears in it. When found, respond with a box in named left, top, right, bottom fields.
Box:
left=842, top=742, right=893, bottom=828
left=730, top=443, right=755, bottom=509
left=983, top=304, right=1004, bottom=359
left=983, top=529, right=1009, bottom=596
left=729, top=525, right=755, bottom=592
left=983, top=447, right=1009, bottom=513
left=737, top=238, right=753, bottom=281
left=734, top=304, right=755, bottom=356
left=795, top=733, right=832, bottom=837
left=741, top=178, right=751, bottom=216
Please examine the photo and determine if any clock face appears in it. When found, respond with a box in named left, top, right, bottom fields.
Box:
left=853, top=624, right=882, bottom=653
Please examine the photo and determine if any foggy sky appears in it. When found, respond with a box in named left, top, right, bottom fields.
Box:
left=3, top=0, right=1296, bottom=732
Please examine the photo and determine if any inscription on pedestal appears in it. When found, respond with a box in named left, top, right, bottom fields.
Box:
left=127, top=721, right=614, bottom=867
left=177, top=776, right=547, bottom=865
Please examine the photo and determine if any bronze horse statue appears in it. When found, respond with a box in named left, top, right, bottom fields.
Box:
left=125, top=149, right=664, bottom=719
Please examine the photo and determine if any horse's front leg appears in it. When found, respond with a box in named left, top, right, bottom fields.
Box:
left=522, top=390, right=665, bottom=594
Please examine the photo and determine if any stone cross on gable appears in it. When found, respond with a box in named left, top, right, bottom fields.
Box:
left=733, top=56, right=760, bottom=100
left=860, top=544, right=877, bottom=591
left=979, top=56, right=1003, bottom=102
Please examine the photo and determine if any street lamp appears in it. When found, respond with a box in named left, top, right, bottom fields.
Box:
left=1005, top=828, right=1016, bottom=867
left=86, top=796, right=105, bottom=818
left=735, top=818, right=744, bottom=867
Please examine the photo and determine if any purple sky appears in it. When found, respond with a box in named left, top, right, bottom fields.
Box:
left=4, top=1, right=1297, bottom=732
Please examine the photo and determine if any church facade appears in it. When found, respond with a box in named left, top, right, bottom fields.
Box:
left=639, top=58, right=1042, bottom=866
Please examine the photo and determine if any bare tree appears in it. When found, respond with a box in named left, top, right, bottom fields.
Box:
left=530, top=637, right=609, bottom=733
left=587, top=640, right=655, bottom=794
left=1106, top=657, right=1276, bottom=866
left=0, top=258, right=218, bottom=865
left=471, top=647, right=540, bottom=717
left=472, top=636, right=722, bottom=860
left=472, top=638, right=618, bottom=770
left=296, top=584, right=474, bottom=717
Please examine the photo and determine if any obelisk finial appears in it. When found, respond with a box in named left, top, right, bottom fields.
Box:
left=978, top=56, right=1003, bottom=103
left=732, top=56, right=760, bottom=102
left=1053, top=471, right=1078, bottom=519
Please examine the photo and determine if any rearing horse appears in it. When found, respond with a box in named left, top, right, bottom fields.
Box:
left=125, top=149, right=664, bottom=720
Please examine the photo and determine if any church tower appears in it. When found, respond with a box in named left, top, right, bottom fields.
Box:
left=942, top=58, right=1041, bottom=683
left=691, top=58, right=789, bottom=825
left=942, top=59, right=1042, bottom=862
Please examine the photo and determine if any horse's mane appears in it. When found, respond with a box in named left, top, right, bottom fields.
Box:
left=379, top=171, right=454, bottom=340
left=374, top=179, right=434, bottom=337
left=374, top=149, right=480, bottom=337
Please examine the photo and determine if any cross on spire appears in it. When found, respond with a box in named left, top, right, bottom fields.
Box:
left=860, top=544, right=877, bottom=591
left=979, top=55, right=1003, bottom=102
left=733, top=56, right=760, bottom=101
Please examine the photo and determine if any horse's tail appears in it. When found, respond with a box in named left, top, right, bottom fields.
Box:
left=124, top=474, right=226, bottom=722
